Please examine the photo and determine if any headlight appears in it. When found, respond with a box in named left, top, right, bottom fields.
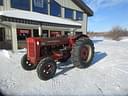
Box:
left=37, top=41, right=40, bottom=45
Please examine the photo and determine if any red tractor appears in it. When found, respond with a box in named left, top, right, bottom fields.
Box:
left=21, top=34, right=94, bottom=80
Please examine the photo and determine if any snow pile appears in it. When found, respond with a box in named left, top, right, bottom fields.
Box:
left=0, top=50, right=12, bottom=59
left=0, top=39, right=128, bottom=96
left=120, top=37, right=128, bottom=42
left=17, top=48, right=27, bottom=53
left=91, top=36, right=105, bottom=41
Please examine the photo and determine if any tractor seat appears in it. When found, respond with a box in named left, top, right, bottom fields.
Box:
left=52, top=51, right=63, bottom=57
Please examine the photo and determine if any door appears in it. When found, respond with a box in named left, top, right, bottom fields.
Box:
left=0, top=28, right=5, bottom=49
left=0, top=28, right=5, bottom=41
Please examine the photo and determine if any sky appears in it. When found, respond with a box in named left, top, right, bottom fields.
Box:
left=83, top=0, right=128, bottom=32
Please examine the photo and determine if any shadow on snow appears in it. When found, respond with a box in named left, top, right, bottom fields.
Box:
left=55, top=51, right=107, bottom=77
left=55, top=59, right=74, bottom=77
left=93, top=40, right=103, bottom=44
left=92, top=52, right=107, bottom=65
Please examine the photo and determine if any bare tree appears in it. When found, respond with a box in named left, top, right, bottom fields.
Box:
left=107, top=26, right=128, bottom=41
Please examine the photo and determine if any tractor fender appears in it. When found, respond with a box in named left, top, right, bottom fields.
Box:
left=75, top=34, right=89, bottom=40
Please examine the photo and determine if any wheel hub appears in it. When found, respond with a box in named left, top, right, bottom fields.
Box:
left=26, top=61, right=33, bottom=67
left=80, top=45, right=90, bottom=62
left=43, top=64, right=53, bottom=75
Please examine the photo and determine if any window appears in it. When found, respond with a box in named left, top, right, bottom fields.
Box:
left=64, top=31, right=71, bottom=36
left=0, top=28, right=5, bottom=41
left=0, top=0, right=3, bottom=5
left=65, top=8, right=74, bottom=19
left=17, top=29, right=31, bottom=40
left=32, top=0, right=48, bottom=14
left=33, top=29, right=39, bottom=37
left=76, top=11, right=83, bottom=20
left=50, top=0, right=61, bottom=17
left=11, top=0, right=30, bottom=11
left=42, top=30, right=48, bottom=37
left=50, top=31, right=61, bottom=37
left=75, top=32, right=83, bottom=35
left=33, top=29, right=48, bottom=37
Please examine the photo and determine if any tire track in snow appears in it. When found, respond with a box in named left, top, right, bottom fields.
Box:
left=95, top=84, right=105, bottom=96
left=113, top=67, right=128, bottom=74
left=85, top=66, right=127, bottom=96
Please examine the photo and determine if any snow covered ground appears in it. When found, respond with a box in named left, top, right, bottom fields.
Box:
left=0, top=38, right=128, bottom=96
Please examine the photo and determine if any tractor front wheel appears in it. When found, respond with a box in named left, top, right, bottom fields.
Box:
left=71, top=39, right=94, bottom=68
left=21, top=54, right=37, bottom=71
left=37, top=57, right=57, bottom=80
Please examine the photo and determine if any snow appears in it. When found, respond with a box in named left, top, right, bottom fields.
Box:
left=91, top=36, right=105, bottom=41
left=0, top=10, right=81, bottom=27
left=0, top=50, right=11, bottom=59
left=120, top=37, right=128, bottom=42
left=0, top=38, right=128, bottom=96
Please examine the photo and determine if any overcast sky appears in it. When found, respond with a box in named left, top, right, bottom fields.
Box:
left=84, top=0, right=128, bottom=32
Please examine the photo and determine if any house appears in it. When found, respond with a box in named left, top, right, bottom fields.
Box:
left=0, top=0, right=93, bottom=52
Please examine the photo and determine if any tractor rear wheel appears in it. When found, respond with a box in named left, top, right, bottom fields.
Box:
left=37, top=57, right=57, bottom=80
left=21, top=54, right=37, bottom=71
left=71, top=39, right=94, bottom=68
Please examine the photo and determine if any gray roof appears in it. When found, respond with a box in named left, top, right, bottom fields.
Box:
left=0, top=10, right=81, bottom=28
left=72, top=0, right=93, bottom=16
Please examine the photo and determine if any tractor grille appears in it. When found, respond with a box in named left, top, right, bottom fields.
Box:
left=29, top=43, right=35, bottom=57
left=27, top=39, right=35, bottom=58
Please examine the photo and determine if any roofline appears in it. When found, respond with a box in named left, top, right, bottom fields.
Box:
left=72, top=0, right=93, bottom=16
left=0, top=16, right=81, bottom=29
left=0, top=10, right=82, bottom=29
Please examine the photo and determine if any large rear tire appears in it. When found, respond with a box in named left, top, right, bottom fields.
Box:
left=21, top=54, right=37, bottom=71
left=71, top=39, right=94, bottom=68
left=37, top=57, right=57, bottom=81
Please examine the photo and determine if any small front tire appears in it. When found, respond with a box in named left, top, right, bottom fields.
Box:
left=37, top=57, right=57, bottom=81
left=21, top=54, right=37, bottom=71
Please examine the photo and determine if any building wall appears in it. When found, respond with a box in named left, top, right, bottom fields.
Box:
left=0, top=0, right=88, bottom=33
left=55, top=0, right=87, bottom=33
left=0, top=0, right=89, bottom=50
left=77, top=13, right=88, bottom=33
left=0, top=5, right=4, bottom=10
left=55, top=0, right=83, bottom=11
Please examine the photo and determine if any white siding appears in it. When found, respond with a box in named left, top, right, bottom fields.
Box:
left=0, top=0, right=88, bottom=34
left=55, top=0, right=83, bottom=12
left=55, top=0, right=88, bottom=33
left=76, top=13, right=88, bottom=34
left=4, top=0, right=11, bottom=10
left=0, top=6, right=4, bottom=11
